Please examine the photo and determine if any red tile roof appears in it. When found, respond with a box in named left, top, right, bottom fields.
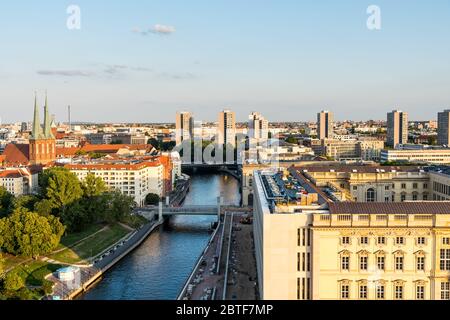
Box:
left=56, top=144, right=153, bottom=157
left=329, top=202, right=450, bottom=215
left=2, top=144, right=30, bottom=165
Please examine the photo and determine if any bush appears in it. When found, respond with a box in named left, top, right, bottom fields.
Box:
left=42, top=280, right=54, bottom=295
left=3, top=272, right=24, bottom=291
left=16, top=287, right=34, bottom=300
left=145, top=193, right=160, bottom=206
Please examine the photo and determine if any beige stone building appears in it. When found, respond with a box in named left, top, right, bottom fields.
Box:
left=253, top=168, right=450, bottom=300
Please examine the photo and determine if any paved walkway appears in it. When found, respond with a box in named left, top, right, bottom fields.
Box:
left=44, top=220, right=160, bottom=300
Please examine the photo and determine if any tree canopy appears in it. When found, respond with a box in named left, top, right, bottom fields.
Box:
left=39, top=167, right=83, bottom=214
left=0, top=208, right=65, bottom=258
left=0, top=187, right=14, bottom=217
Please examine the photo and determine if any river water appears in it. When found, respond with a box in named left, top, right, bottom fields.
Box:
left=81, top=173, right=241, bottom=300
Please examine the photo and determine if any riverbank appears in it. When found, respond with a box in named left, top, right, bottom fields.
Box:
left=78, top=173, right=241, bottom=300
left=46, top=219, right=163, bottom=300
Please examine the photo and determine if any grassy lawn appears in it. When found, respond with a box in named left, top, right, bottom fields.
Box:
left=49, top=223, right=131, bottom=264
left=2, top=254, right=30, bottom=271
left=59, top=223, right=106, bottom=248
left=11, top=261, right=62, bottom=287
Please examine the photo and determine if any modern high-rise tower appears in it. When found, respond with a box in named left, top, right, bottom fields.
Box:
left=317, top=110, right=334, bottom=140
left=438, top=110, right=450, bottom=146
left=248, top=112, right=269, bottom=143
left=387, top=110, right=408, bottom=148
left=175, top=111, right=194, bottom=145
left=218, top=110, right=236, bottom=147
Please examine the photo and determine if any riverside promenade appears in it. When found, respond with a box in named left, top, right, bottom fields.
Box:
left=46, top=219, right=163, bottom=300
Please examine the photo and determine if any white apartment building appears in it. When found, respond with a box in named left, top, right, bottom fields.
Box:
left=0, top=168, right=39, bottom=196
left=217, top=110, right=236, bottom=147
left=176, top=112, right=194, bottom=145
left=66, top=159, right=164, bottom=206
left=381, top=149, right=450, bottom=165
left=248, top=112, right=269, bottom=144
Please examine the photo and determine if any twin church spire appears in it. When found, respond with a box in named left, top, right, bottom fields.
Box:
left=31, top=92, right=55, bottom=140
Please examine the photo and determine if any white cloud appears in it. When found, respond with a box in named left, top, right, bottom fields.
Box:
left=132, top=24, right=176, bottom=36
left=37, top=70, right=93, bottom=77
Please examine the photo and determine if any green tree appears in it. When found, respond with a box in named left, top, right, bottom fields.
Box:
left=40, top=168, right=83, bottom=214
left=34, top=199, right=54, bottom=217
left=105, top=191, right=135, bottom=223
left=0, top=254, right=4, bottom=275
left=13, top=195, right=38, bottom=212
left=145, top=193, right=160, bottom=206
left=82, top=174, right=107, bottom=198
left=3, top=272, right=24, bottom=291
left=61, top=200, right=89, bottom=233
left=0, top=208, right=64, bottom=258
left=0, top=187, right=14, bottom=217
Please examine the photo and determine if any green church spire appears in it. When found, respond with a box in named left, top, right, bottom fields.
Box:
left=31, top=92, right=43, bottom=140
left=43, top=92, right=54, bottom=139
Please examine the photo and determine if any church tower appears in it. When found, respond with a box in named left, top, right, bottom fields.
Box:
left=29, top=93, right=56, bottom=165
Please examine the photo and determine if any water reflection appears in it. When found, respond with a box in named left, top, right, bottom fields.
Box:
left=81, top=174, right=240, bottom=300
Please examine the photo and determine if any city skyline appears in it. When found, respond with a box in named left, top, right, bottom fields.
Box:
left=1, top=1, right=450, bottom=123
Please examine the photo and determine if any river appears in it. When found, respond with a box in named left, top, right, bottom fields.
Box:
left=80, top=173, right=241, bottom=300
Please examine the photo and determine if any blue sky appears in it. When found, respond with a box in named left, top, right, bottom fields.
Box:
left=0, top=0, right=449, bottom=123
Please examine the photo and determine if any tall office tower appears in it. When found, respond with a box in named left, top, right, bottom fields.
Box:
left=438, top=110, right=450, bottom=146
left=387, top=110, right=408, bottom=148
left=218, top=110, right=236, bottom=147
left=175, top=111, right=194, bottom=145
left=248, top=112, right=269, bottom=143
left=317, top=110, right=334, bottom=140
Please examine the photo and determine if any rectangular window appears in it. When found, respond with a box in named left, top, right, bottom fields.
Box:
left=360, top=237, right=369, bottom=245
left=395, top=256, right=404, bottom=271
left=297, top=278, right=301, bottom=300
left=376, top=284, right=385, bottom=300
left=307, top=278, right=311, bottom=300
left=307, top=253, right=311, bottom=272
left=417, top=256, right=425, bottom=271
left=297, top=253, right=301, bottom=272
left=342, top=256, right=350, bottom=271
left=416, top=285, right=425, bottom=300
left=359, top=285, right=368, bottom=299
left=341, top=284, right=350, bottom=300
left=441, top=282, right=450, bottom=300
left=417, top=237, right=426, bottom=245
left=302, top=278, right=306, bottom=300
left=395, top=237, right=405, bottom=245
left=443, top=238, right=450, bottom=245
left=395, top=285, right=404, bottom=300
left=342, top=237, right=350, bottom=245
left=401, top=183, right=406, bottom=189
left=302, top=253, right=306, bottom=272
left=401, top=194, right=406, bottom=202
left=377, top=237, right=386, bottom=245
left=360, top=256, right=368, bottom=271
left=377, top=256, right=385, bottom=271
left=302, top=229, right=306, bottom=246
left=307, top=229, right=311, bottom=247
left=413, top=183, right=418, bottom=189
left=440, top=249, right=450, bottom=271
left=297, top=228, right=301, bottom=247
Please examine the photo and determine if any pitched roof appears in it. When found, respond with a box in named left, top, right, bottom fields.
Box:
left=295, top=165, right=424, bottom=174
left=329, top=202, right=450, bottom=215
left=56, top=144, right=153, bottom=157
left=2, top=144, right=30, bottom=165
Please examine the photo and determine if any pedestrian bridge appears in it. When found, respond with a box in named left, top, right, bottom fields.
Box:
left=136, top=204, right=221, bottom=221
